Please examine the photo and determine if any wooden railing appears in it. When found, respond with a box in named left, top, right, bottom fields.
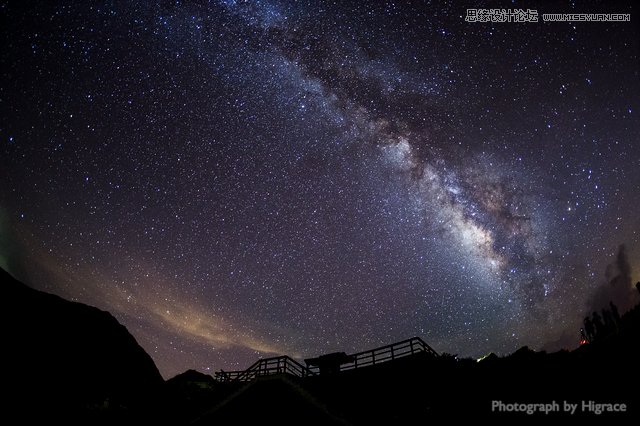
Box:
left=307, top=337, right=438, bottom=374
left=215, top=337, right=438, bottom=382
left=215, top=355, right=315, bottom=382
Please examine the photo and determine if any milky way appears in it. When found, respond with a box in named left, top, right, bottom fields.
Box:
left=1, top=1, right=639, bottom=377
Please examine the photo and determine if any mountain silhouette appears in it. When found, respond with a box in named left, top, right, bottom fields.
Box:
left=1, top=267, right=163, bottom=423
left=3, top=265, right=639, bottom=423
left=167, top=369, right=217, bottom=387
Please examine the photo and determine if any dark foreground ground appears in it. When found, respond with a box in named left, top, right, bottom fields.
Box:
left=161, top=321, right=639, bottom=425
left=2, top=266, right=638, bottom=424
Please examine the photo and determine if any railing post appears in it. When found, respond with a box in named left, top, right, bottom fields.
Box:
left=391, top=345, right=395, bottom=360
left=410, top=339, right=414, bottom=354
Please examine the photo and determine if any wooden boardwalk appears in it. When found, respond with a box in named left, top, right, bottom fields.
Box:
left=215, top=337, right=438, bottom=382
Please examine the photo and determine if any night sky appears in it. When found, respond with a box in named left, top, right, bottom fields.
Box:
left=1, top=1, right=639, bottom=378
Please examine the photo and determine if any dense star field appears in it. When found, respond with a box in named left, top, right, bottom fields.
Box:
left=1, top=1, right=638, bottom=378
